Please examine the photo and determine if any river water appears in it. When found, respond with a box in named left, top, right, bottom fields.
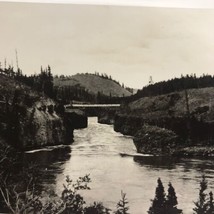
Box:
left=25, top=117, right=214, bottom=214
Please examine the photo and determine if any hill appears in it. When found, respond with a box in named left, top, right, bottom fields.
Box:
left=127, top=74, right=214, bottom=102
left=114, top=87, right=214, bottom=156
left=54, top=73, right=132, bottom=98
left=128, top=87, right=214, bottom=119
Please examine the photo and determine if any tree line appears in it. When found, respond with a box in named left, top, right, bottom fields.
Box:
left=0, top=64, right=55, bottom=99
left=0, top=65, right=131, bottom=104
left=128, top=74, right=214, bottom=102
left=54, top=85, right=125, bottom=104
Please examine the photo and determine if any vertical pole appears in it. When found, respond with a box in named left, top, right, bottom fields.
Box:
left=15, top=49, right=19, bottom=72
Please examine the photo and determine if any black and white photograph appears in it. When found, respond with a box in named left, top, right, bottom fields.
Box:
left=1, top=0, right=214, bottom=213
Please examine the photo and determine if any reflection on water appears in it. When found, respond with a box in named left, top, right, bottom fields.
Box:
left=134, top=156, right=180, bottom=170
left=23, top=146, right=71, bottom=188
left=22, top=117, right=214, bottom=214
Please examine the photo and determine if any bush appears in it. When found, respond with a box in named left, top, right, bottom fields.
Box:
left=0, top=172, right=112, bottom=214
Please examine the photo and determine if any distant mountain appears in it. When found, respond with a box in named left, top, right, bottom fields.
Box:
left=54, top=73, right=132, bottom=97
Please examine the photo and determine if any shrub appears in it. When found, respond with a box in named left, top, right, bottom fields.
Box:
left=0, top=172, right=112, bottom=214
left=193, top=175, right=214, bottom=214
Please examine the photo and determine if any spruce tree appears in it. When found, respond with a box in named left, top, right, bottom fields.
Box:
left=167, top=182, right=178, bottom=208
left=193, top=175, right=209, bottom=214
left=115, top=191, right=129, bottom=214
left=207, top=191, right=214, bottom=214
left=166, top=182, right=182, bottom=214
left=148, top=178, right=166, bottom=214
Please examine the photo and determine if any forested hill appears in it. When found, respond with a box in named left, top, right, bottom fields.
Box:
left=54, top=73, right=132, bottom=99
left=129, top=74, right=214, bottom=101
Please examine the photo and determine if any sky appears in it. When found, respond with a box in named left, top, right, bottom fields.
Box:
left=0, top=1, right=214, bottom=89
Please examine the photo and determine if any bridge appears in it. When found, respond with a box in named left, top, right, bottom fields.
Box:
left=65, top=103, right=121, bottom=117
left=65, top=104, right=120, bottom=108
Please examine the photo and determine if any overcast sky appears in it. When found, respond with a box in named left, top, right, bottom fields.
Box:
left=0, top=2, right=214, bottom=88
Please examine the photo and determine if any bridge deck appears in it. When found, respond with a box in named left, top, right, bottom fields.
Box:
left=66, top=104, right=120, bottom=108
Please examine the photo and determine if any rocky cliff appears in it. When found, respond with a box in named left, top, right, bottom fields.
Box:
left=19, top=99, right=66, bottom=149
left=0, top=74, right=87, bottom=150
left=97, top=108, right=117, bottom=125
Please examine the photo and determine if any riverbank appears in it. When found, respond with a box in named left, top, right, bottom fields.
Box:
left=173, top=146, right=214, bottom=157
left=112, top=87, right=214, bottom=157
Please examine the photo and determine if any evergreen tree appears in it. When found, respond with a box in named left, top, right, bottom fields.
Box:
left=166, top=183, right=182, bottom=214
left=207, top=192, right=214, bottom=214
left=193, top=175, right=209, bottom=214
left=148, top=179, right=182, bottom=214
left=166, top=182, right=178, bottom=208
left=37, top=65, right=54, bottom=98
left=148, top=178, right=166, bottom=214
left=115, top=191, right=129, bottom=214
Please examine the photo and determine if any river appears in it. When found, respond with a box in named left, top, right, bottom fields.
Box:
left=25, top=117, right=214, bottom=213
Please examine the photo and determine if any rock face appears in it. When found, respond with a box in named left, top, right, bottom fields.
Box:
left=98, top=116, right=114, bottom=125
left=5, top=100, right=88, bottom=150
left=0, top=97, right=68, bottom=150
left=9, top=98, right=68, bottom=149
left=114, top=114, right=142, bottom=136
left=21, top=101, right=66, bottom=149
left=64, top=109, right=87, bottom=129
left=18, top=103, right=88, bottom=149
left=0, top=74, right=87, bottom=150
left=98, top=109, right=117, bottom=125
left=133, top=125, right=178, bottom=155
left=63, top=109, right=87, bottom=144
